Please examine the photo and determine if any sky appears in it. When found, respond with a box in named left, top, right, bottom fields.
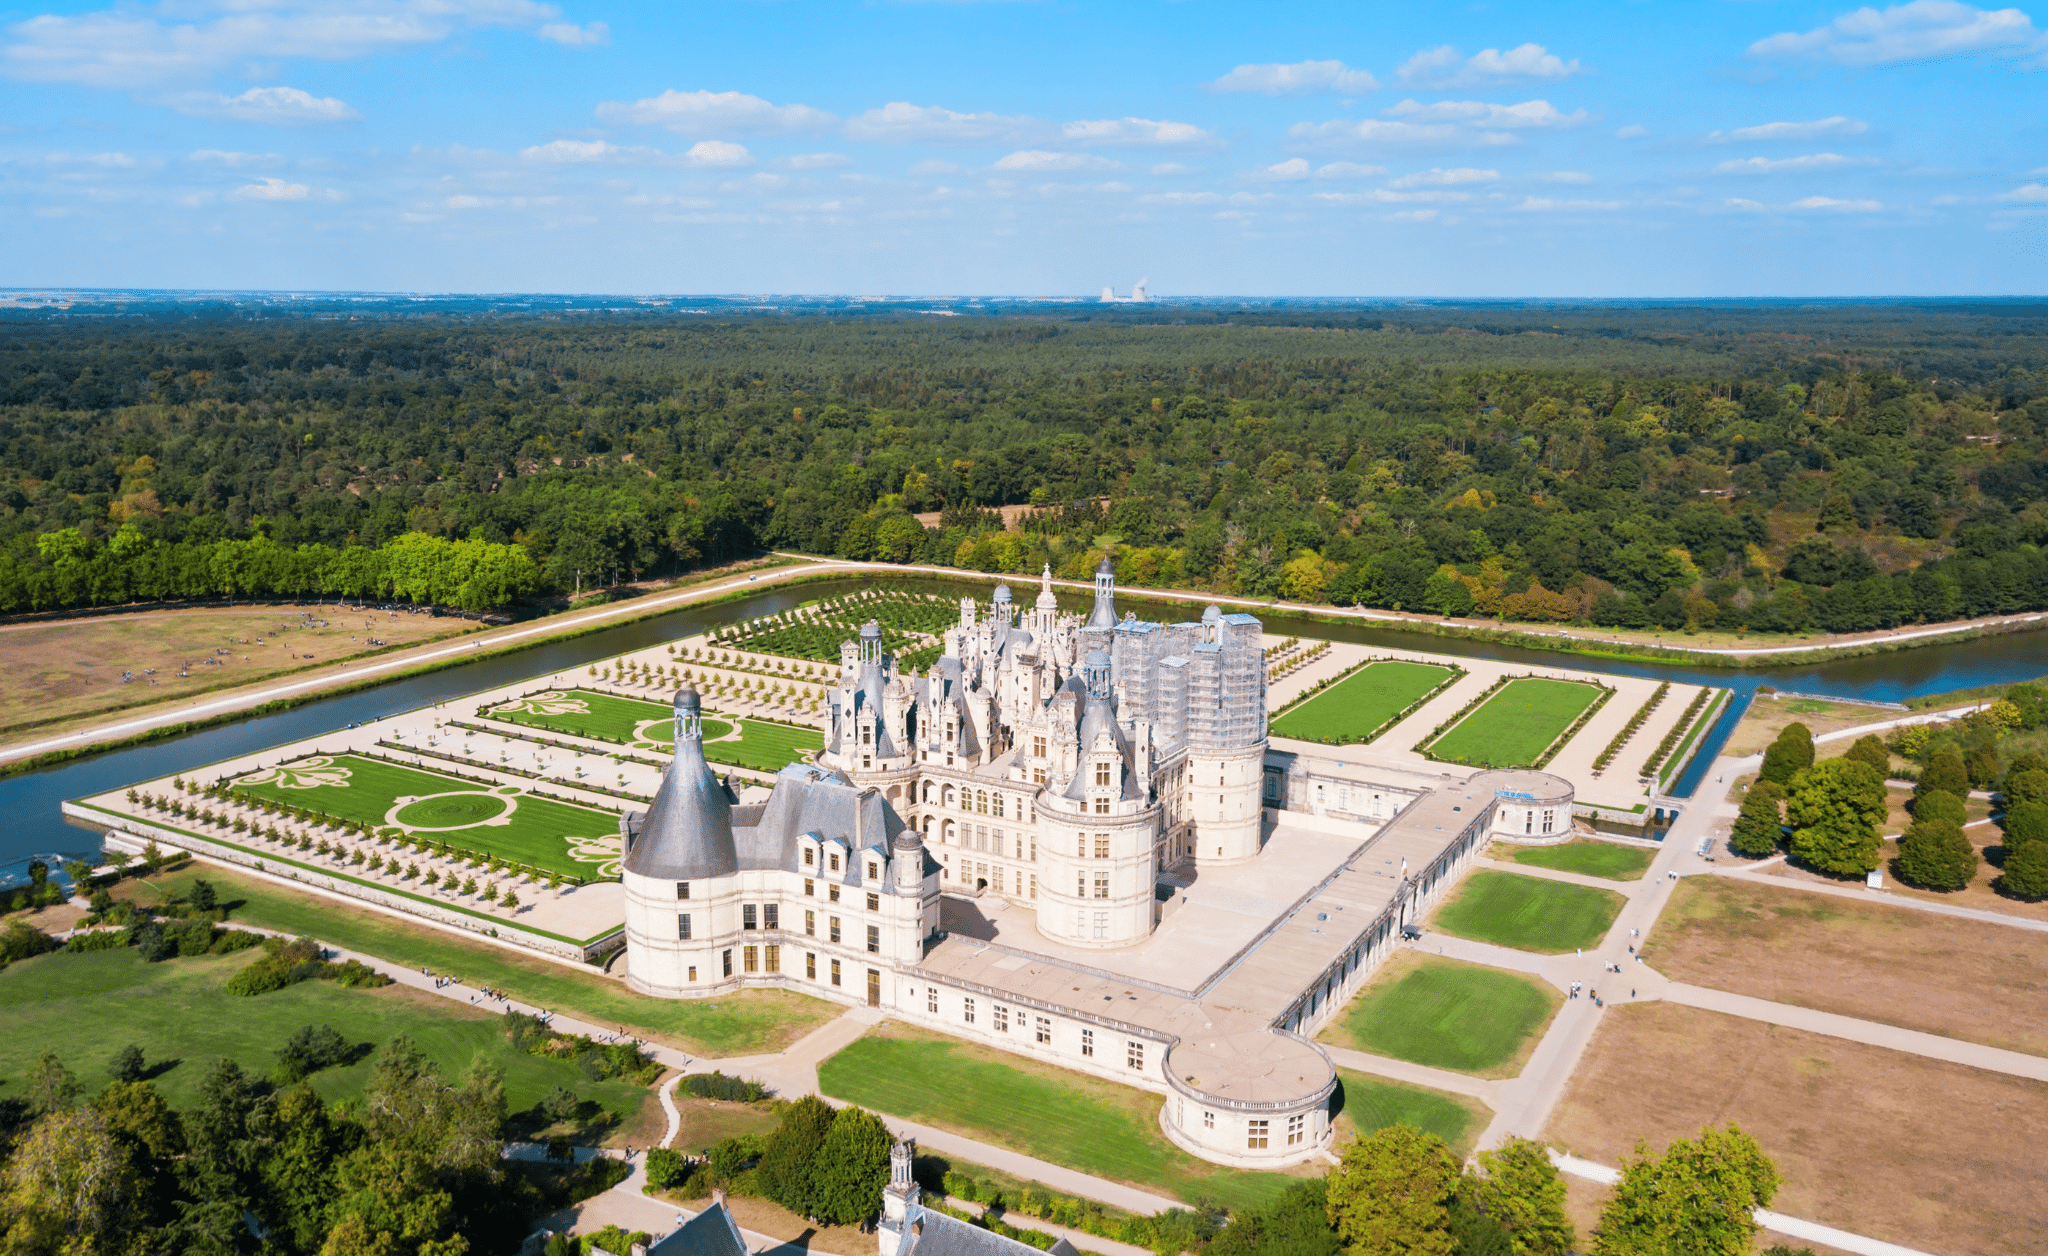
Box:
left=2, top=0, right=2047, bottom=296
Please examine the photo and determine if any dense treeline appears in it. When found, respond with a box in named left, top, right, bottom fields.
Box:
left=3, top=307, right=2047, bottom=633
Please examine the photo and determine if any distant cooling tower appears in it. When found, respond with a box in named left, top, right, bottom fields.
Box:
left=1101, top=280, right=1151, bottom=304
left=1101, top=286, right=1116, bottom=302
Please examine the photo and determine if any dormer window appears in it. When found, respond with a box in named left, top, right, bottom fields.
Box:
left=1033, top=735, right=1046, bottom=758
left=862, top=724, right=872, bottom=745
left=1094, top=762, right=1111, bottom=787
left=830, top=852, right=841, bottom=872
left=804, top=848, right=814, bottom=867
left=866, top=860, right=878, bottom=880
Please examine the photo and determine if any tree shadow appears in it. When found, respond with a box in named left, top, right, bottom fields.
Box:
left=141, top=1057, right=182, bottom=1081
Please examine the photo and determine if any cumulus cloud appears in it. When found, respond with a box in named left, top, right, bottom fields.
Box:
left=1061, top=117, right=1216, bottom=147
left=228, top=175, right=341, bottom=202
left=537, top=20, right=607, bottom=46
left=1793, top=195, right=1884, bottom=210
left=682, top=140, right=752, bottom=168
left=845, top=102, right=1043, bottom=144
left=1388, top=166, right=1498, bottom=187
left=1616, top=124, right=1650, bottom=139
left=188, top=149, right=280, bottom=166
left=1707, top=116, right=1870, bottom=143
left=1383, top=98, right=1591, bottom=128
left=992, top=150, right=1120, bottom=172
left=1205, top=59, right=1378, bottom=95
left=2, top=0, right=585, bottom=90
left=1996, top=182, right=2048, bottom=201
left=598, top=89, right=835, bottom=134
left=1249, top=158, right=1312, bottom=181
left=520, top=139, right=661, bottom=163
left=1542, top=170, right=1594, bottom=183
left=44, top=150, right=135, bottom=166
left=1713, top=152, right=1874, bottom=174
left=1512, top=196, right=1624, bottom=211
left=1748, top=1, right=2048, bottom=67
left=1149, top=161, right=1195, bottom=175
left=166, top=85, right=358, bottom=124
left=1313, top=161, right=1384, bottom=179
left=1312, top=189, right=1474, bottom=205
left=775, top=152, right=851, bottom=170
left=1396, top=43, right=1586, bottom=89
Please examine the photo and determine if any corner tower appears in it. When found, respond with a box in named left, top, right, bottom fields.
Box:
left=621, top=688, right=741, bottom=997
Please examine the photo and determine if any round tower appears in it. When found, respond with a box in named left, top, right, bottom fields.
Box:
left=1185, top=606, right=1268, bottom=866
left=622, top=688, right=741, bottom=997
left=1034, top=658, right=1161, bottom=949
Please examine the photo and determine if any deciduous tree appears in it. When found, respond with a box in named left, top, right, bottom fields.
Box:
left=1896, top=817, right=1976, bottom=890
left=1758, top=724, right=1813, bottom=786
left=1728, top=782, right=1786, bottom=859
left=1786, top=759, right=1887, bottom=875
left=1325, top=1123, right=1459, bottom=1256
left=1469, top=1135, right=1575, bottom=1256
left=1592, top=1124, right=1779, bottom=1256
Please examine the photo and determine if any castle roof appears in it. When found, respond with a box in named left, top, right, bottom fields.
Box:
left=624, top=689, right=740, bottom=881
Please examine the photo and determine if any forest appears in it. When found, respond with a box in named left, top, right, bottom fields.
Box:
left=3, top=301, right=2048, bottom=633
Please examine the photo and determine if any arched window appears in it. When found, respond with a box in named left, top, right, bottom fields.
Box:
left=976, top=790, right=989, bottom=815
left=993, top=793, right=1006, bottom=818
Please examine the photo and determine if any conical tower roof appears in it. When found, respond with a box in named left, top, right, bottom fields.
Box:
left=624, top=688, right=738, bottom=880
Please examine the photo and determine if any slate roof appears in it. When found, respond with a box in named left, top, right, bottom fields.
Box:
left=647, top=1202, right=748, bottom=1256
left=890, top=1206, right=1080, bottom=1256
left=623, top=690, right=741, bottom=881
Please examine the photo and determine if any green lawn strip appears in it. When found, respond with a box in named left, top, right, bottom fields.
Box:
left=483, top=688, right=695, bottom=746
left=233, top=752, right=618, bottom=879
left=818, top=1024, right=1295, bottom=1212
left=1425, top=677, right=1604, bottom=768
left=71, top=801, right=592, bottom=945
left=116, top=865, right=837, bottom=1058
left=1318, top=953, right=1561, bottom=1078
left=1429, top=870, right=1626, bottom=954
left=1271, top=661, right=1454, bottom=742
left=1502, top=841, right=1654, bottom=882
left=1657, top=689, right=1728, bottom=787
left=1331, top=1069, right=1490, bottom=1160
left=705, top=720, right=825, bottom=774
left=0, top=947, right=648, bottom=1133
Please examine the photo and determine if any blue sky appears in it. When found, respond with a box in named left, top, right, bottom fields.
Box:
left=3, top=0, right=2046, bottom=296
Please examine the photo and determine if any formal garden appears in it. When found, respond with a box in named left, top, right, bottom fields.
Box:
left=1429, top=869, right=1626, bottom=954
left=1269, top=659, right=1461, bottom=745
left=479, top=689, right=823, bottom=773
left=714, top=589, right=962, bottom=672
left=1419, top=677, right=1610, bottom=769
left=1320, top=954, right=1561, bottom=1078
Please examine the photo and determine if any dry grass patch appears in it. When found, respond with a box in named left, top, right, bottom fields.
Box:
left=1761, top=837, right=2048, bottom=921
left=1545, top=1001, right=2048, bottom=1256
left=0, top=605, right=476, bottom=742
left=1646, top=876, right=2048, bottom=1056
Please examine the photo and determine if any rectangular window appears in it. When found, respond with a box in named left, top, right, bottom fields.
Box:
left=677, top=914, right=693, bottom=940
left=1033, top=735, right=1046, bottom=757
left=1034, top=768, right=1046, bottom=785
left=830, top=958, right=842, bottom=987
left=1076, top=834, right=1088, bottom=857
left=993, top=1005, right=1009, bottom=1033
left=1094, top=876, right=1109, bottom=900
left=1076, top=872, right=1087, bottom=898
left=928, top=988, right=939, bottom=1014
left=1095, top=762, right=1110, bottom=786
left=765, top=944, right=780, bottom=974
left=993, top=794, right=1006, bottom=819
left=804, top=847, right=814, bottom=866
left=867, top=861, right=879, bottom=880
left=829, top=884, right=841, bottom=903
left=866, top=892, right=880, bottom=912
left=1094, top=835, right=1109, bottom=859
left=743, top=904, right=757, bottom=931
left=805, top=909, right=816, bottom=936
left=830, top=853, right=841, bottom=872
left=764, top=903, right=779, bottom=931
left=866, top=924, right=881, bottom=953
left=1287, top=1114, right=1305, bottom=1145
left=687, top=965, right=697, bottom=983
left=1081, top=1029, right=1094, bottom=1057
left=722, top=949, right=733, bottom=978
left=1203, top=1110, right=1214, bottom=1130
left=1094, top=799, right=1109, bottom=814
left=1035, top=1016, right=1051, bottom=1044
left=743, top=945, right=759, bottom=973
left=1248, top=1120, right=1268, bottom=1150
left=830, top=916, right=842, bottom=943
left=1127, top=1041, right=1144, bottom=1071
left=804, top=878, right=815, bottom=897
left=806, top=952, right=816, bottom=980
left=1029, top=874, right=1037, bottom=899
left=1094, top=910, right=1108, bottom=939
left=676, top=881, right=690, bottom=900
left=964, top=997, right=976, bottom=1025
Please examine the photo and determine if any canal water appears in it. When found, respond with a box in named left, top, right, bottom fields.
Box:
left=6, top=575, right=2044, bottom=878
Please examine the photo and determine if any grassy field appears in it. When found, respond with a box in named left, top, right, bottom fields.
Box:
left=1546, top=1000, right=2048, bottom=1256
left=1497, top=841, right=1654, bottom=881
left=1320, top=953, right=1561, bottom=1078
left=1271, top=661, right=1454, bottom=743
left=1425, top=678, right=1604, bottom=768
left=117, top=865, right=837, bottom=1058
left=818, top=1023, right=1299, bottom=1212
left=231, top=752, right=621, bottom=878
left=1645, top=876, right=2048, bottom=1058
left=1430, top=870, right=1625, bottom=953
left=0, top=604, right=476, bottom=741
left=1330, top=1069, right=1491, bottom=1159
left=0, top=947, right=650, bottom=1138
left=482, top=688, right=728, bottom=749
left=705, top=720, right=825, bottom=774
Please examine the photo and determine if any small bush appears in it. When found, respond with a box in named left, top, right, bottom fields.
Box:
left=679, top=1071, right=766, bottom=1102
left=66, top=928, right=130, bottom=953
left=0, top=920, right=57, bottom=964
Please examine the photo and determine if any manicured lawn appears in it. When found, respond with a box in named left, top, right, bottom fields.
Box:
left=1425, top=677, right=1605, bottom=768
left=0, top=947, right=649, bottom=1135
left=705, top=720, right=825, bottom=774
left=1271, top=661, right=1455, bottom=743
left=1430, top=870, right=1625, bottom=954
left=482, top=688, right=732, bottom=750
left=1503, top=841, right=1654, bottom=882
left=232, top=751, right=621, bottom=879
left=819, top=1024, right=1297, bottom=1212
left=118, top=865, right=838, bottom=1058
left=1331, top=1070, right=1491, bottom=1159
left=1321, top=954, right=1561, bottom=1078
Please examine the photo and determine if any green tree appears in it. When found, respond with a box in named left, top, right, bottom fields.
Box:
left=264, top=1083, right=355, bottom=1256
left=2002, top=800, right=2048, bottom=849
left=1842, top=735, right=1890, bottom=775
left=26, top=1049, right=81, bottom=1115
left=815, top=1106, right=892, bottom=1226
left=0, top=1108, right=143, bottom=1255
left=108, top=1043, right=147, bottom=1085
left=757, top=1094, right=836, bottom=1220
left=1917, top=749, right=1969, bottom=797
left=2002, top=768, right=2048, bottom=806
left=1909, top=790, right=1966, bottom=825
left=1895, top=818, right=1976, bottom=890
left=1210, top=1178, right=1340, bottom=1256
left=1325, top=1123, right=1459, bottom=1256
left=1964, top=744, right=2002, bottom=790
left=1998, top=839, right=2048, bottom=899
left=1593, top=1124, right=1780, bottom=1256
left=1786, top=759, right=1887, bottom=875
left=1468, top=1136, right=1574, bottom=1256
left=1727, top=782, right=1786, bottom=859
left=1757, top=723, right=1814, bottom=786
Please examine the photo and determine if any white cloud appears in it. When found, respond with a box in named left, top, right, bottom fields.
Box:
left=1250, top=158, right=1312, bottom=181
left=1512, top=196, right=1624, bottom=211
left=2, top=0, right=579, bottom=90
left=910, top=159, right=967, bottom=176
left=845, top=102, right=1043, bottom=144
left=1314, top=161, right=1384, bottom=179
left=1748, top=1, right=2047, bottom=66
left=1141, top=191, right=1223, bottom=204
left=45, top=150, right=134, bottom=166
left=1388, top=166, right=1497, bottom=187
left=1713, top=152, right=1874, bottom=174
left=1149, top=161, right=1195, bottom=175
left=993, top=150, right=1119, bottom=172
left=682, top=140, right=752, bottom=168
left=537, top=20, right=607, bottom=47
left=1707, top=116, right=1870, bottom=143
left=1542, top=170, right=1594, bottom=183
left=1313, top=189, right=1473, bottom=204
left=1291, top=118, right=1515, bottom=148
left=167, top=85, right=358, bottom=125
left=1793, top=195, right=1884, bottom=210
left=598, top=89, right=835, bottom=134
left=520, top=139, right=662, bottom=164
left=1616, top=124, right=1650, bottom=139
left=228, top=175, right=341, bottom=202
left=775, top=152, right=851, bottom=170
left=1383, top=98, right=1592, bottom=129
left=1996, top=183, right=2048, bottom=201
left=1062, top=117, right=1216, bottom=147
left=1205, top=59, right=1378, bottom=95
left=189, top=149, right=280, bottom=166
left=1389, top=209, right=1439, bottom=222
left=1396, top=43, right=1586, bottom=89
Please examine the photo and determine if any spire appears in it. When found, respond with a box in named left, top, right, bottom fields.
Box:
left=1037, top=562, right=1058, bottom=611
left=1086, top=555, right=1117, bottom=629
left=623, top=688, right=738, bottom=880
